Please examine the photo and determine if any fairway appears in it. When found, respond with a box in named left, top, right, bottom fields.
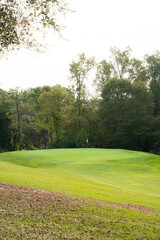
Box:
left=0, top=148, right=160, bottom=210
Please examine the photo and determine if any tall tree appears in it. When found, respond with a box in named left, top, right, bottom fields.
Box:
left=7, top=88, right=29, bottom=150
left=69, top=53, right=95, bottom=133
left=0, top=89, right=12, bottom=151
left=8, top=89, right=22, bottom=150
left=110, top=46, right=131, bottom=79
left=100, top=79, right=153, bottom=150
left=94, top=60, right=112, bottom=93
left=145, top=52, right=160, bottom=117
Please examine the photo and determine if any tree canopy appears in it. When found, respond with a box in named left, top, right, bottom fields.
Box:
left=0, top=0, right=68, bottom=53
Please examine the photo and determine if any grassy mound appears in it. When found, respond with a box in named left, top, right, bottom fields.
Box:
left=0, top=148, right=160, bottom=209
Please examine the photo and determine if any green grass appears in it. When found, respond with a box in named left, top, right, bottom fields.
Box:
left=1, top=184, right=160, bottom=240
left=0, top=148, right=160, bottom=210
left=1, top=149, right=160, bottom=239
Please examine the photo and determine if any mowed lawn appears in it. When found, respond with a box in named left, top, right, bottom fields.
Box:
left=0, top=148, right=160, bottom=210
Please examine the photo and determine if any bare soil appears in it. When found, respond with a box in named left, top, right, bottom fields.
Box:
left=0, top=183, right=151, bottom=212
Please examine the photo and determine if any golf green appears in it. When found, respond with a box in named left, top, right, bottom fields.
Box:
left=0, top=148, right=160, bottom=209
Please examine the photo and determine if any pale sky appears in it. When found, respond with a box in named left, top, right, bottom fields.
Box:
left=1, top=0, right=160, bottom=91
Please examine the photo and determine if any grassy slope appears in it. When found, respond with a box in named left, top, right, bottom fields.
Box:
left=0, top=148, right=160, bottom=210
left=1, top=184, right=160, bottom=240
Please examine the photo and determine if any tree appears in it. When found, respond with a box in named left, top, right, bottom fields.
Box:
left=0, top=89, right=12, bottom=151
left=7, top=88, right=31, bottom=150
left=145, top=52, right=160, bottom=117
left=69, top=53, right=95, bottom=133
left=95, top=47, right=148, bottom=93
left=38, top=85, right=72, bottom=147
left=28, top=86, right=51, bottom=112
left=110, top=46, right=131, bottom=79
left=7, top=89, right=23, bottom=150
left=0, top=0, right=68, bottom=53
left=100, top=79, right=153, bottom=150
left=128, top=58, right=148, bottom=83
left=94, top=60, right=112, bottom=93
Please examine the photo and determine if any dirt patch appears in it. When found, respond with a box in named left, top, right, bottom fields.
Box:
left=0, top=183, right=151, bottom=212
left=1, top=183, right=159, bottom=240
left=108, top=201, right=151, bottom=212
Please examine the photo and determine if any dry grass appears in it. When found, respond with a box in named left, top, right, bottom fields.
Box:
left=1, top=183, right=160, bottom=240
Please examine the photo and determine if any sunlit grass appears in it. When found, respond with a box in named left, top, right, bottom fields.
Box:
left=0, top=148, right=160, bottom=210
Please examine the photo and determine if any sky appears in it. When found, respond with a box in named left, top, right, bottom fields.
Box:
left=1, top=0, right=160, bottom=91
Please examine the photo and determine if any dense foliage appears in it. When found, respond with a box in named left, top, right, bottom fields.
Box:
left=1, top=49, right=160, bottom=153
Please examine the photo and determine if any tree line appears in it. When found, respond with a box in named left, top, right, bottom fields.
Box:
left=1, top=47, right=160, bottom=154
